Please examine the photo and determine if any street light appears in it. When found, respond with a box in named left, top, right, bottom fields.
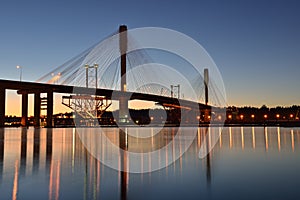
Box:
left=16, top=65, right=22, bottom=81
left=240, top=114, right=244, bottom=120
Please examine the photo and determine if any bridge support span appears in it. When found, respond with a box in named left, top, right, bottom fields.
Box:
left=34, top=92, right=41, bottom=127
left=0, top=88, right=5, bottom=127
left=46, top=91, right=53, bottom=128
left=21, top=93, right=28, bottom=127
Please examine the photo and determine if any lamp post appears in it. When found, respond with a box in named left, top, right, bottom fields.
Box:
left=16, top=65, right=22, bottom=81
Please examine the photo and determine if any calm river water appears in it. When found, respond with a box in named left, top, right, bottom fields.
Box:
left=0, top=126, right=299, bottom=200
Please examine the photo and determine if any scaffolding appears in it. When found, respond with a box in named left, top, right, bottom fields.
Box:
left=61, top=64, right=111, bottom=125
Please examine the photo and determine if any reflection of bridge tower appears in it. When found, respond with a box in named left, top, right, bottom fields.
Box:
left=119, top=25, right=129, bottom=123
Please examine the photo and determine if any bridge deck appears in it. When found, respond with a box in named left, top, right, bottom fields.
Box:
left=0, top=79, right=211, bottom=110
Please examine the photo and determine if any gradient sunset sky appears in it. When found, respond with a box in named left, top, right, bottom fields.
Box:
left=0, top=0, right=300, bottom=116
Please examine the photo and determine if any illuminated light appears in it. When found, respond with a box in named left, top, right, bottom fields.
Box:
left=276, top=114, right=280, bottom=118
left=228, top=114, right=232, bottom=119
left=240, top=114, right=244, bottom=120
left=251, top=114, right=255, bottom=119
left=196, top=115, right=200, bottom=120
left=264, top=114, right=268, bottom=119
left=208, top=115, right=211, bottom=119
left=150, top=116, right=154, bottom=121
left=16, top=65, right=23, bottom=81
left=290, top=114, right=294, bottom=118
left=218, top=115, right=222, bottom=120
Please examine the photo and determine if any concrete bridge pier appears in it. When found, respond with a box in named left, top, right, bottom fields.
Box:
left=0, top=87, right=5, bottom=127
left=46, top=91, right=53, bottom=128
left=21, top=93, right=28, bottom=127
left=34, top=92, right=41, bottom=127
left=119, top=25, right=129, bottom=123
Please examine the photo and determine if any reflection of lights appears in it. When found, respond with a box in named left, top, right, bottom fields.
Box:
left=291, top=129, right=295, bottom=152
left=277, top=127, right=281, bottom=152
left=196, top=115, right=200, bottom=120
left=219, top=127, right=222, bottom=148
left=218, top=115, right=222, bottom=120
left=252, top=127, right=256, bottom=149
left=12, top=159, right=19, bottom=200
left=241, top=127, right=244, bottom=150
left=264, top=127, right=268, bottom=152
left=229, top=127, right=232, bottom=149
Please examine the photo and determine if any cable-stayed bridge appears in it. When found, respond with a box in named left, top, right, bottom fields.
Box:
left=0, top=25, right=225, bottom=127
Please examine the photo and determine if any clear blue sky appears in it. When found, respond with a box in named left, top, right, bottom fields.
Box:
left=0, top=0, right=300, bottom=109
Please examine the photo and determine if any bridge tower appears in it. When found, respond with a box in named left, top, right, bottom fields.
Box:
left=119, top=25, right=129, bottom=123
left=204, top=68, right=209, bottom=106
left=203, top=68, right=210, bottom=122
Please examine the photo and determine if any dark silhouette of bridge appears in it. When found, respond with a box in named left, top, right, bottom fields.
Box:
left=0, top=25, right=221, bottom=127
left=0, top=78, right=211, bottom=127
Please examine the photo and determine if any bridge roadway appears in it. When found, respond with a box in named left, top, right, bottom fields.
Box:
left=0, top=79, right=211, bottom=127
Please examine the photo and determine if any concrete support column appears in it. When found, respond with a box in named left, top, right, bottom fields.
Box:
left=21, top=93, right=28, bottom=127
left=34, top=92, right=41, bottom=127
left=204, top=68, right=209, bottom=106
left=46, top=91, right=53, bottom=128
left=119, top=25, right=128, bottom=123
left=0, top=88, right=5, bottom=127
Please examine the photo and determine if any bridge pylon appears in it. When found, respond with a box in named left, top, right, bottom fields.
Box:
left=119, top=25, right=129, bottom=124
left=203, top=68, right=211, bottom=122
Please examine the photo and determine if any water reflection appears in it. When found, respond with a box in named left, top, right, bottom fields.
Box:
left=0, top=128, right=4, bottom=181
left=0, top=126, right=299, bottom=200
left=119, top=129, right=128, bottom=200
